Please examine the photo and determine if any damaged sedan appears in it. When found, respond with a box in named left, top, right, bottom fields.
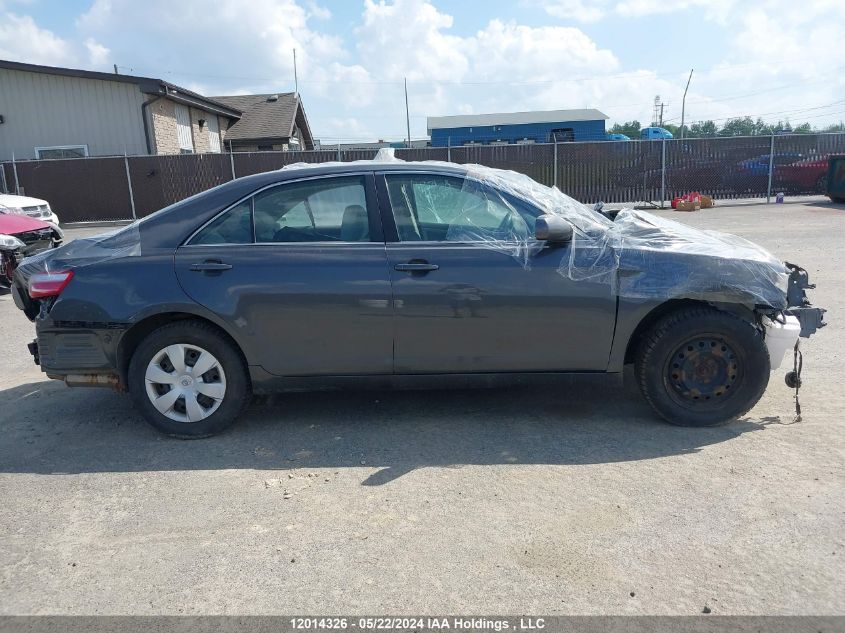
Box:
left=11, top=155, right=826, bottom=438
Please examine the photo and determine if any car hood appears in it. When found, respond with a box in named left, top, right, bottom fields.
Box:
left=0, top=193, right=48, bottom=208
left=0, top=213, right=53, bottom=235
left=568, top=208, right=789, bottom=308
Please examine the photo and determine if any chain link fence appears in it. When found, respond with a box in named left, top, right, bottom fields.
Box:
left=2, top=132, right=844, bottom=222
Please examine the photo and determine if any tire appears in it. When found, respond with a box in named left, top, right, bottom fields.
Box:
left=634, top=307, right=770, bottom=427
left=128, top=320, right=251, bottom=438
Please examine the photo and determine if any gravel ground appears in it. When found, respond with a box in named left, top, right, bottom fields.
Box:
left=0, top=198, right=842, bottom=615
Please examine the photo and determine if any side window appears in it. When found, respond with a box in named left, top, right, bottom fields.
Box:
left=253, top=176, right=370, bottom=242
left=384, top=174, right=534, bottom=243
left=191, top=200, right=253, bottom=245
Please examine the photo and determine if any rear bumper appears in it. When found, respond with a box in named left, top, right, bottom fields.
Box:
left=29, top=324, right=125, bottom=386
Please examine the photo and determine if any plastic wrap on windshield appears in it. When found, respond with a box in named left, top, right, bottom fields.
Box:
left=16, top=221, right=141, bottom=279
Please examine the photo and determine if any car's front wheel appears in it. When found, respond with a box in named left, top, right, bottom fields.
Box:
left=635, top=306, right=770, bottom=426
left=128, top=321, right=251, bottom=438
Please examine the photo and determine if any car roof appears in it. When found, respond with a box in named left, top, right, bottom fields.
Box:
left=243, top=160, right=470, bottom=187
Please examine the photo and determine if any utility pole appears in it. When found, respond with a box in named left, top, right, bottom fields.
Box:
left=404, top=77, right=411, bottom=148
left=113, top=63, right=118, bottom=75
left=293, top=48, right=299, bottom=95
left=659, top=102, right=664, bottom=127
left=680, top=69, right=693, bottom=140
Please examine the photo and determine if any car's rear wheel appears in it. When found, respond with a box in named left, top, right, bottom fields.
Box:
left=128, top=321, right=251, bottom=438
left=635, top=306, right=770, bottom=427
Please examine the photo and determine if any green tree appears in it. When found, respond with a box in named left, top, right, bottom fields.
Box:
left=719, top=117, right=757, bottom=136
left=608, top=120, right=641, bottom=138
left=688, top=120, right=718, bottom=137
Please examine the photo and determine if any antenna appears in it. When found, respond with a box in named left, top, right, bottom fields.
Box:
left=293, top=48, right=299, bottom=95
left=680, top=69, right=694, bottom=140
left=404, top=77, right=411, bottom=148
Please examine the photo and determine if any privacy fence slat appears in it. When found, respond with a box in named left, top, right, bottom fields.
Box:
left=3, top=133, right=844, bottom=222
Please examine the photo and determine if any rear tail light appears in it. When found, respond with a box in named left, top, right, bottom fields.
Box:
left=29, top=270, right=74, bottom=298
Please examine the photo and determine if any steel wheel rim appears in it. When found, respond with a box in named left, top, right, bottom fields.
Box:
left=665, top=335, right=740, bottom=405
left=144, top=344, right=227, bottom=423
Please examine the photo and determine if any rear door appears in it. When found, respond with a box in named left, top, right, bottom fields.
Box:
left=376, top=171, right=616, bottom=374
left=175, top=173, right=394, bottom=377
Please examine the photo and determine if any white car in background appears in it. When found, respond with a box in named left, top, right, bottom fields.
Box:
left=0, top=193, right=60, bottom=225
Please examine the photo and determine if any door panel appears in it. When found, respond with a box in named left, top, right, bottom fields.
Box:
left=175, top=244, right=393, bottom=376
left=378, top=171, right=616, bottom=374
left=174, top=173, right=393, bottom=377
left=386, top=242, right=615, bottom=373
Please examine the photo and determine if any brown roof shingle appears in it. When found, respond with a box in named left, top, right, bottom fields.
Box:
left=211, top=93, right=305, bottom=142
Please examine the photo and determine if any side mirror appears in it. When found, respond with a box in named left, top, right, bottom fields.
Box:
left=535, top=215, right=573, bottom=243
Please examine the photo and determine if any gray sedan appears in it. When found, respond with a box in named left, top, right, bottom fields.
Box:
left=11, top=160, right=825, bottom=437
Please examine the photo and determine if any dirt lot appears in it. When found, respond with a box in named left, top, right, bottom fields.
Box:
left=0, top=199, right=842, bottom=615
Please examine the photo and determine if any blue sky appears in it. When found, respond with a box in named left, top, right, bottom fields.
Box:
left=1, top=0, right=843, bottom=142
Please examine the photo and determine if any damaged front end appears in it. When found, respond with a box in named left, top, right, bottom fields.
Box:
left=782, top=261, right=827, bottom=338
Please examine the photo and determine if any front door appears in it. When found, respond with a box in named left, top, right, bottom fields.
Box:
left=175, top=173, right=393, bottom=377
left=377, top=171, right=616, bottom=374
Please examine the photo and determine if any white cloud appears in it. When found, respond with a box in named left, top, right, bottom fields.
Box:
left=3, top=0, right=843, bottom=142
left=614, top=0, right=736, bottom=22
left=76, top=0, right=354, bottom=92
left=0, top=12, right=73, bottom=65
left=84, top=37, right=110, bottom=68
left=540, top=0, right=607, bottom=23
left=306, top=1, right=331, bottom=20
left=357, top=0, right=469, bottom=82
left=537, top=0, right=736, bottom=23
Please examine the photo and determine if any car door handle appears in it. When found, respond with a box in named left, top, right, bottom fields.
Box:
left=190, top=261, right=233, bottom=272
left=394, top=262, right=439, bottom=272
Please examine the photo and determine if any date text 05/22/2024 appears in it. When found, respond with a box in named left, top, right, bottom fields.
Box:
left=289, top=617, right=547, bottom=631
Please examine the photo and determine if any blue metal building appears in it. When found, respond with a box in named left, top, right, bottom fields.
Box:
left=427, top=109, right=609, bottom=147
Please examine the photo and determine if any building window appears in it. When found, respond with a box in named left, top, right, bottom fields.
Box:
left=175, top=104, right=194, bottom=153
left=207, top=116, right=221, bottom=153
left=35, top=145, right=89, bottom=159
left=256, top=144, right=274, bottom=151
left=550, top=128, right=575, bottom=143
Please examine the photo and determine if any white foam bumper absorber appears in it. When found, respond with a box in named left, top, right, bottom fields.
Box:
left=763, top=315, right=801, bottom=371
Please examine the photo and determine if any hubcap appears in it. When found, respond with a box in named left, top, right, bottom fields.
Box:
left=667, top=336, right=739, bottom=403
left=144, top=344, right=226, bottom=423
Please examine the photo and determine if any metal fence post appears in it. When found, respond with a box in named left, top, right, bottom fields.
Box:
left=0, top=163, right=7, bottom=194
left=123, top=154, right=137, bottom=220
left=766, top=135, right=775, bottom=203
left=660, top=136, right=667, bottom=208
left=553, top=139, right=558, bottom=188
left=229, top=141, right=236, bottom=180
left=11, top=154, right=20, bottom=195
left=337, top=144, right=341, bottom=162
left=447, top=137, right=451, bottom=162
